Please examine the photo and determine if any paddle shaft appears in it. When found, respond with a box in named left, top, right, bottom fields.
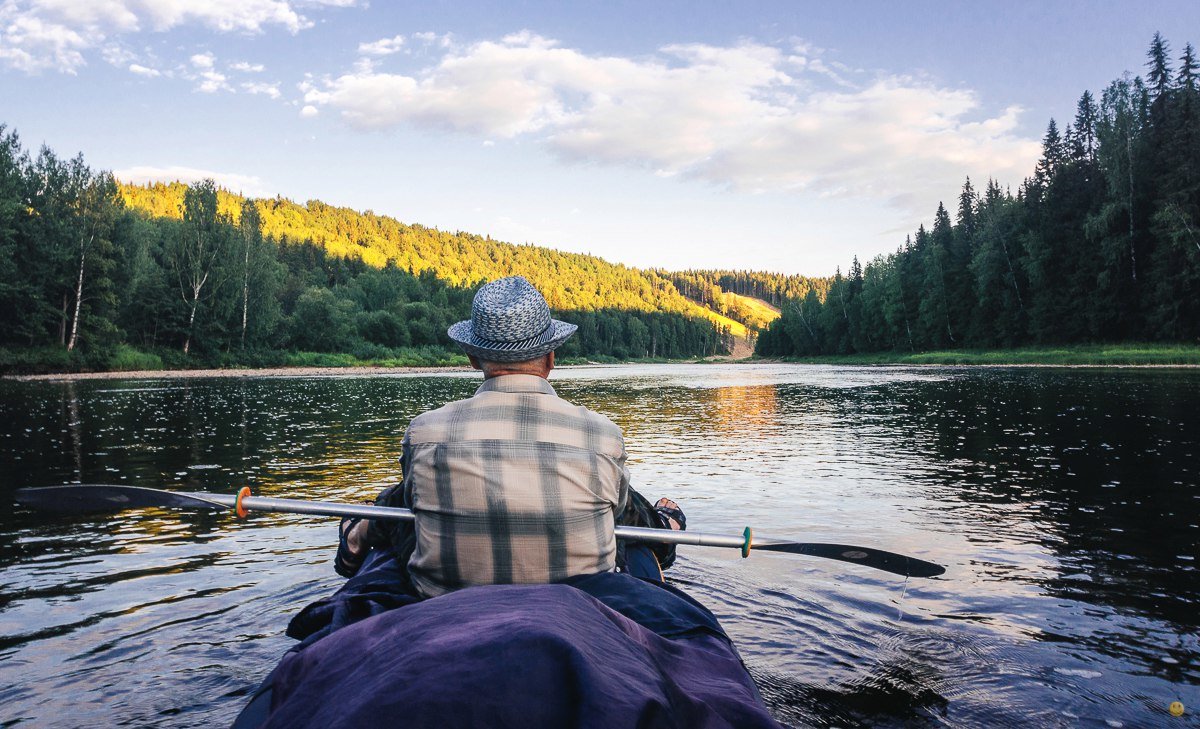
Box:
left=180, top=491, right=750, bottom=550
left=13, top=485, right=945, bottom=577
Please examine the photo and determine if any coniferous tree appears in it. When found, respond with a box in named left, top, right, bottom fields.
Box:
left=0, top=126, right=36, bottom=346
left=1147, top=32, right=1173, bottom=100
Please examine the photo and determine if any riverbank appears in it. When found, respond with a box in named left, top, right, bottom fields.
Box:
left=3, top=357, right=701, bottom=382
left=3, top=364, right=479, bottom=382
left=0, top=344, right=471, bottom=378
left=7, top=344, right=1200, bottom=381
left=768, top=343, right=1200, bottom=366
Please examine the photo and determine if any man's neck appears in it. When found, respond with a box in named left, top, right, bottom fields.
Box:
left=484, top=370, right=548, bottom=379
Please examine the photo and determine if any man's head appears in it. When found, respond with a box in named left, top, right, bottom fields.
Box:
left=447, top=276, right=576, bottom=375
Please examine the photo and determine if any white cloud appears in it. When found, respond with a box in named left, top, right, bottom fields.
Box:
left=178, top=51, right=236, bottom=92
left=300, top=104, right=319, bottom=117
left=196, top=70, right=229, bottom=92
left=190, top=51, right=215, bottom=68
left=114, top=165, right=268, bottom=196
left=231, top=61, right=265, bottom=73
left=0, top=0, right=355, bottom=73
left=128, top=62, right=159, bottom=77
left=0, top=8, right=90, bottom=73
left=241, top=80, right=280, bottom=98
left=358, top=34, right=405, bottom=56
left=100, top=43, right=135, bottom=66
left=303, top=33, right=1041, bottom=212
left=412, top=31, right=452, bottom=48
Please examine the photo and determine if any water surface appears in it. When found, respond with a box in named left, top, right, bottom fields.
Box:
left=0, top=364, right=1197, bottom=727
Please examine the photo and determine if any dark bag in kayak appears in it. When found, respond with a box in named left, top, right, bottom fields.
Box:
left=235, top=570, right=783, bottom=729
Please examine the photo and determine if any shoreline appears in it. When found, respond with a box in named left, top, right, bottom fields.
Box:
left=6, top=357, right=1200, bottom=382
left=3, top=364, right=476, bottom=382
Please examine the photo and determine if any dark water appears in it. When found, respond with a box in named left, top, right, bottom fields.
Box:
left=0, top=364, right=1197, bottom=728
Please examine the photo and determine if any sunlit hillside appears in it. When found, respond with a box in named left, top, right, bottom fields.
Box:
left=722, top=292, right=781, bottom=331
left=119, top=182, right=751, bottom=337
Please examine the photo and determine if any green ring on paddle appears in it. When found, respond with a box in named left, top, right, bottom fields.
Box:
left=741, top=526, right=752, bottom=558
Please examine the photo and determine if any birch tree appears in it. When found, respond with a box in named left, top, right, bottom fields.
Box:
left=64, top=166, right=121, bottom=351
left=170, top=179, right=224, bottom=355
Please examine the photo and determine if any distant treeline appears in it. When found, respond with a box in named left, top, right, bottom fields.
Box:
left=0, top=133, right=739, bottom=372
left=758, top=34, right=1200, bottom=357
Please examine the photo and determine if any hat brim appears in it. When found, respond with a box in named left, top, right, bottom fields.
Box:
left=447, top=319, right=578, bottom=362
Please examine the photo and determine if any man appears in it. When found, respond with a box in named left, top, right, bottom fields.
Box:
left=337, top=275, right=684, bottom=597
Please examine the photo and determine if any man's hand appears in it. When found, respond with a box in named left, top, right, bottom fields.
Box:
left=654, top=498, right=686, bottom=531
left=334, top=517, right=373, bottom=577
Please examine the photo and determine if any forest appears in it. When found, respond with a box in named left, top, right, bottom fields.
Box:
left=758, top=34, right=1200, bottom=357
left=0, top=132, right=787, bottom=372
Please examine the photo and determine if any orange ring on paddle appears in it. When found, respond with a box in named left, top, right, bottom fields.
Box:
left=236, top=486, right=251, bottom=519
left=741, top=526, right=753, bottom=558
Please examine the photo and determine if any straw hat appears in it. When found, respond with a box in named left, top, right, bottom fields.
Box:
left=447, top=276, right=577, bottom=362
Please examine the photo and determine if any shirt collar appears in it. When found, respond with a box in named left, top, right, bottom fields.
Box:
left=476, top=374, right=558, bottom=397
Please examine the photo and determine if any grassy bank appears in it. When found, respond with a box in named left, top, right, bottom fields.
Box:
left=0, top=344, right=469, bottom=376
left=770, top=344, right=1200, bottom=366
left=8, top=343, right=1198, bottom=376
left=0, top=345, right=717, bottom=377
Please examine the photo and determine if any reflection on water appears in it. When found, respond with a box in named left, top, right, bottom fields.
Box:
left=0, top=364, right=1197, bottom=727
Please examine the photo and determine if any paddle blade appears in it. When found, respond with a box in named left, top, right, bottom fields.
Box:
left=14, top=485, right=226, bottom=514
left=754, top=541, right=945, bottom=578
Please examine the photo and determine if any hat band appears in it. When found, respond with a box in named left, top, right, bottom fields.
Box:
left=470, top=319, right=555, bottom=352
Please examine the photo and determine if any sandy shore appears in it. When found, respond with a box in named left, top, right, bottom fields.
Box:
left=4, top=365, right=476, bottom=382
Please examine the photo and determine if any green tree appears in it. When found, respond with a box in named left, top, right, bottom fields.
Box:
left=170, top=179, right=226, bottom=354
left=1147, top=31, right=1173, bottom=99
left=64, top=167, right=123, bottom=351
left=290, top=287, right=355, bottom=352
left=0, top=126, right=35, bottom=346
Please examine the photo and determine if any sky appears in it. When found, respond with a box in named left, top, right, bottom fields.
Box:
left=3, top=1, right=1200, bottom=276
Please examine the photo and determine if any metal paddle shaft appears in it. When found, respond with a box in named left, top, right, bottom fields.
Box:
left=14, top=485, right=945, bottom=578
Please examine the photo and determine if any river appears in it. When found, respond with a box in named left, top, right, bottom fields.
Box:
left=0, top=364, right=1197, bottom=727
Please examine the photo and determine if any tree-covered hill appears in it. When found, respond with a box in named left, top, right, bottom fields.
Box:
left=119, top=183, right=751, bottom=338
left=758, top=34, right=1200, bottom=357
left=0, top=129, right=795, bottom=373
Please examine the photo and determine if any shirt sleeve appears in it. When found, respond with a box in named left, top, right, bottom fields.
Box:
left=400, top=430, right=415, bottom=508
left=615, top=443, right=632, bottom=516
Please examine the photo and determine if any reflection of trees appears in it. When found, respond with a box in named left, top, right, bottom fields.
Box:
left=63, top=380, right=82, bottom=482
left=3, top=376, right=482, bottom=519
left=909, top=370, right=1200, bottom=631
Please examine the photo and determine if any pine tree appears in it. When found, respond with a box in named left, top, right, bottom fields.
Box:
left=1069, top=91, right=1100, bottom=162
left=1178, top=43, right=1197, bottom=92
left=1147, top=32, right=1173, bottom=100
left=0, top=126, right=36, bottom=346
left=1035, top=119, right=1067, bottom=186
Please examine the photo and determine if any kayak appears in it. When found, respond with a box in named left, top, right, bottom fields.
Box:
left=232, top=549, right=784, bottom=729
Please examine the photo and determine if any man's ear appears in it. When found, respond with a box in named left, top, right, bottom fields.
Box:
left=546, top=351, right=555, bottom=373
left=468, top=355, right=483, bottom=371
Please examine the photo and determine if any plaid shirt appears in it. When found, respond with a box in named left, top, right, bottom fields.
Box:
left=400, top=374, right=631, bottom=598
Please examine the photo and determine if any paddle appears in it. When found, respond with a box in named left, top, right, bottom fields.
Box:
left=13, top=484, right=946, bottom=578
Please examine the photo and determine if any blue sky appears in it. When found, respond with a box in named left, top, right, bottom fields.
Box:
left=4, top=1, right=1199, bottom=275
